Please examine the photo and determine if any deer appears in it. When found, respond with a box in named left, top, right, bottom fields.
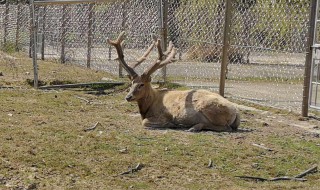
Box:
left=107, top=32, right=240, bottom=132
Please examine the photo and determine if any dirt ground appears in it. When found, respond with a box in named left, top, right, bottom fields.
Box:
left=0, top=51, right=319, bottom=189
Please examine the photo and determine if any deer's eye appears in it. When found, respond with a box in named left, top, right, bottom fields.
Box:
left=139, top=84, right=144, bottom=88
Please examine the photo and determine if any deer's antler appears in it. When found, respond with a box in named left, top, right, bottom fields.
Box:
left=107, top=31, right=138, bottom=78
left=108, top=32, right=158, bottom=78
left=142, top=41, right=177, bottom=78
left=129, top=35, right=157, bottom=69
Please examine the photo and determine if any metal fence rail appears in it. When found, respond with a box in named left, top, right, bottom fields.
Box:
left=0, top=0, right=313, bottom=114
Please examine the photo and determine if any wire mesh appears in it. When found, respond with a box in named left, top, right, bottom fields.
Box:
left=0, top=0, right=312, bottom=113
left=0, top=2, right=30, bottom=52
left=226, top=0, right=310, bottom=111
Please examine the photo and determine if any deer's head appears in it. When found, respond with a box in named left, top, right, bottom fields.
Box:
left=107, top=32, right=176, bottom=102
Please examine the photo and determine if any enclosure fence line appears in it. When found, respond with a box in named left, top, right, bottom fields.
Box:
left=0, top=0, right=317, bottom=116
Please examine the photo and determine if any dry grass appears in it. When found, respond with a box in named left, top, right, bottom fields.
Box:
left=0, top=51, right=319, bottom=190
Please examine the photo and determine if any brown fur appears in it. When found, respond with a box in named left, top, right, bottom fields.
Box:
left=126, top=76, right=240, bottom=132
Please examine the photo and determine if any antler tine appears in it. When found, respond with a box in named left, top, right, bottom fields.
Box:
left=163, top=41, right=173, bottom=56
left=107, top=32, right=138, bottom=78
left=142, top=41, right=177, bottom=78
left=158, top=45, right=177, bottom=68
left=129, top=36, right=157, bottom=69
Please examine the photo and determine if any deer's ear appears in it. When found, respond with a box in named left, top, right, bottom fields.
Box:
left=127, top=74, right=133, bottom=81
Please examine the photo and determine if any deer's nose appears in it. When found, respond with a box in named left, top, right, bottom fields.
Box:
left=125, top=95, right=133, bottom=101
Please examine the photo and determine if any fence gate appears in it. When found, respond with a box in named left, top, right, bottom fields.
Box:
left=309, top=0, right=320, bottom=110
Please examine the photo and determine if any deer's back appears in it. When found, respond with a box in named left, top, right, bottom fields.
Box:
left=157, top=89, right=238, bottom=127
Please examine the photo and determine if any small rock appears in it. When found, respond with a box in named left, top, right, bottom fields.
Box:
left=252, top=163, right=259, bottom=168
left=25, top=72, right=30, bottom=75
left=298, top=117, right=309, bottom=121
left=8, top=113, right=13, bottom=117
left=26, top=183, right=37, bottom=190
left=119, top=148, right=128, bottom=153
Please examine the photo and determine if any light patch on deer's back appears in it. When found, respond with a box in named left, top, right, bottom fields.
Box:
left=198, top=95, right=238, bottom=126
left=161, top=89, right=237, bottom=126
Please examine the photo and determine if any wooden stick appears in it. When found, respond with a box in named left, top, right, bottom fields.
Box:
left=252, top=143, right=273, bottom=151
left=236, top=176, right=307, bottom=182
left=235, top=176, right=268, bottom=182
left=237, top=165, right=317, bottom=182
left=208, top=159, right=213, bottom=168
left=270, top=177, right=307, bottom=182
left=83, top=122, right=100, bottom=132
left=294, top=165, right=318, bottom=178
left=120, top=163, right=143, bottom=175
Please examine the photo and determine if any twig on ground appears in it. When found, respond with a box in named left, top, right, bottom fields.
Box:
left=236, top=176, right=307, bottom=182
left=120, top=163, right=144, bottom=175
left=294, top=165, right=318, bottom=178
left=270, top=177, right=307, bottom=181
left=208, top=159, right=213, bottom=168
left=83, top=122, right=100, bottom=132
left=75, top=96, right=91, bottom=104
left=235, top=176, right=268, bottom=182
left=252, top=143, right=273, bottom=151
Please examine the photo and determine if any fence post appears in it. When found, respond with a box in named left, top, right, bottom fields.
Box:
left=158, top=0, right=168, bottom=82
left=87, top=3, right=94, bottom=68
left=60, top=5, right=67, bottom=63
left=219, top=0, right=232, bottom=97
left=30, top=0, right=38, bottom=88
left=3, top=0, right=9, bottom=48
left=302, top=0, right=318, bottom=117
left=41, top=6, right=46, bottom=60
left=16, top=2, right=21, bottom=51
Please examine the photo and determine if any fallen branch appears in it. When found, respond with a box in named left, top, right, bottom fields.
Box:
left=252, top=143, right=273, bottom=151
left=120, top=163, right=143, bottom=175
left=83, top=122, right=100, bottom=132
left=235, top=176, right=268, bottom=182
left=270, top=177, right=307, bottom=182
left=236, top=165, right=317, bottom=182
left=236, top=176, right=307, bottom=182
left=294, top=165, right=318, bottom=178
left=38, top=82, right=125, bottom=90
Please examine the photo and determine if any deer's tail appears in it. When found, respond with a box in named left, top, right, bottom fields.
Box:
left=230, top=112, right=240, bottom=131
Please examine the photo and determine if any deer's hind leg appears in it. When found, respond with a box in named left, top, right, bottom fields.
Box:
left=187, top=123, right=232, bottom=132
left=142, top=117, right=177, bottom=129
left=187, top=123, right=205, bottom=132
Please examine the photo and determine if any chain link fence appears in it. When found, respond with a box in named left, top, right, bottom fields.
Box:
left=0, top=2, right=30, bottom=53
left=0, top=0, right=313, bottom=113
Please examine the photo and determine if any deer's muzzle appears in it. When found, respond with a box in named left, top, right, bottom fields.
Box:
left=125, top=94, right=134, bottom=102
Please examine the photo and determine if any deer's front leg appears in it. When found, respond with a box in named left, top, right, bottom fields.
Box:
left=142, top=117, right=177, bottom=129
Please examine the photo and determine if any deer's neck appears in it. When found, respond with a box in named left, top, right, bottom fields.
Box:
left=137, top=87, right=157, bottom=119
